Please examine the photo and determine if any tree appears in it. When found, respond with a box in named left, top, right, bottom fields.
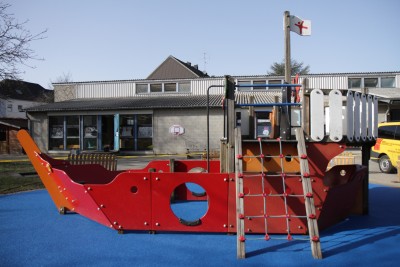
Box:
left=0, top=2, right=47, bottom=80
left=48, top=72, right=73, bottom=89
left=268, top=59, right=310, bottom=76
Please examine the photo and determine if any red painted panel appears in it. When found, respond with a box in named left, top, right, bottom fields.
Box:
left=227, top=173, right=238, bottom=233
left=55, top=164, right=122, bottom=184
left=85, top=172, right=152, bottom=231
left=53, top=169, right=112, bottom=228
left=173, top=160, right=220, bottom=173
left=126, top=160, right=171, bottom=173
left=151, top=172, right=229, bottom=232
left=124, top=160, right=220, bottom=173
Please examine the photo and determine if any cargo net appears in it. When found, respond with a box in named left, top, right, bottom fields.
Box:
left=236, top=135, right=321, bottom=258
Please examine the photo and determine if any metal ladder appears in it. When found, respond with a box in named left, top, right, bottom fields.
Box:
left=235, top=127, right=322, bottom=259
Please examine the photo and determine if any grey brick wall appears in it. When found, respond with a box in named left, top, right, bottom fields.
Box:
left=153, top=108, right=224, bottom=154
left=54, top=85, right=76, bottom=102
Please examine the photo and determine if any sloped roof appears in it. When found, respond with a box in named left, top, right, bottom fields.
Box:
left=27, top=91, right=282, bottom=113
left=0, top=118, right=27, bottom=129
left=147, top=56, right=209, bottom=80
left=0, top=79, right=54, bottom=102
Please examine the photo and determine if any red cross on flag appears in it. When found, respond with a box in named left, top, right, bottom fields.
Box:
left=289, top=15, right=311, bottom=36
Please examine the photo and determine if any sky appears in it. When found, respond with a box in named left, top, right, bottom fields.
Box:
left=6, top=0, right=400, bottom=89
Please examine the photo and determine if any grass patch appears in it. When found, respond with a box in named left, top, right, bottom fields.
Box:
left=0, top=161, right=44, bottom=194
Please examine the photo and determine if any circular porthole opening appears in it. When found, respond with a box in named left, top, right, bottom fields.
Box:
left=170, top=183, right=209, bottom=226
left=130, top=186, right=138, bottom=194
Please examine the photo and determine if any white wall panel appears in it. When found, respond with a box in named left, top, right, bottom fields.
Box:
left=77, top=82, right=136, bottom=98
left=191, top=78, right=224, bottom=95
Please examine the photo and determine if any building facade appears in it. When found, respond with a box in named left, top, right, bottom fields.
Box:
left=25, top=56, right=400, bottom=155
left=0, top=79, right=53, bottom=154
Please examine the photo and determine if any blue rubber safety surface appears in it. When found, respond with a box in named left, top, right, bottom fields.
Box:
left=1, top=184, right=399, bottom=267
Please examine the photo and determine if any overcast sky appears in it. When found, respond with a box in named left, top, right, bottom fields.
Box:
left=7, top=0, right=400, bottom=88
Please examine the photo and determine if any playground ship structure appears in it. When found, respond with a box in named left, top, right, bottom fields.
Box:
left=18, top=76, right=378, bottom=259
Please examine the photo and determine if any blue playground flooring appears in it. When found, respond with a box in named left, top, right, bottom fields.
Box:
left=1, top=184, right=399, bottom=267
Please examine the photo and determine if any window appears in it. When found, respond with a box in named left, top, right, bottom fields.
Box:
left=137, top=114, right=152, bottom=150
left=136, top=84, right=148, bottom=94
left=236, top=112, right=242, bottom=126
left=348, top=77, right=395, bottom=89
left=7, top=104, right=12, bottom=112
left=164, top=83, right=177, bottom=92
left=237, top=80, right=251, bottom=90
left=0, top=127, right=6, bottom=141
left=268, top=79, right=283, bottom=90
left=120, top=115, right=135, bottom=150
left=83, top=115, right=97, bottom=150
left=348, top=78, right=361, bottom=88
left=364, top=78, right=378, bottom=88
left=268, top=79, right=283, bottom=84
left=178, top=82, right=190, bottom=93
left=395, top=126, right=400, bottom=141
left=49, top=116, right=64, bottom=150
left=136, top=82, right=190, bottom=94
left=255, top=112, right=271, bottom=138
left=253, top=80, right=266, bottom=90
left=119, top=114, right=153, bottom=151
left=378, top=125, right=396, bottom=139
left=18, top=105, right=23, bottom=112
left=381, top=77, right=395, bottom=88
left=150, top=83, right=162, bottom=93
left=66, top=116, right=79, bottom=149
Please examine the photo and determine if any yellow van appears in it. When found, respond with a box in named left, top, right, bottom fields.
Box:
left=371, top=122, right=400, bottom=173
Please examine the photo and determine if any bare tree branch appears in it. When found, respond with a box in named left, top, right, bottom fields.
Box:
left=0, top=2, right=47, bottom=80
left=48, top=72, right=73, bottom=89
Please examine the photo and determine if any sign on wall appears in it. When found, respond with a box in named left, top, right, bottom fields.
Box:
left=169, top=125, right=185, bottom=136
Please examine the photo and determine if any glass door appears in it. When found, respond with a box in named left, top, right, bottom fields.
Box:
left=119, top=115, right=135, bottom=150
left=83, top=115, right=97, bottom=150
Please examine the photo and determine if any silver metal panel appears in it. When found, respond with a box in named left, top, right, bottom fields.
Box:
left=76, top=82, right=136, bottom=99
left=328, top=90, right=343, bottom=142
left=367, top=95, right=373, bottom=141
left=360, top=94, right=367, bottom=141
left=306, top=76, right=348, bottom=90
left=310, top=89, right=325, bottom=141
left=353, top=92, right=361, bottom=142
left=191, top=78, right=224, bottom=95
left=346, top=91, right=354, bottom=142
left=373, top=96, right=378, bottom=139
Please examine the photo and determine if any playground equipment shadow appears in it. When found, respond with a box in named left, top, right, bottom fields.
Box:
left=0, top=184, right=399, bottom=267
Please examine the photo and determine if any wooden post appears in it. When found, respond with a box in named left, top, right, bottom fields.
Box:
left=235, top=127, right=245, bottom=259
left=296, top=128, right=322, bottom=259
left=284, top=11, right=291, bottom=84
left=361, top=144, right=372, bottom=214
left=225, top=76, right=236, bottom=173
left=169, top=158, right=175, bottom=173
left=302, top=80, right=311, bottom=137
left=281, top=11, right=292, bottom=140
left=248, top=95, right=255, bottom=139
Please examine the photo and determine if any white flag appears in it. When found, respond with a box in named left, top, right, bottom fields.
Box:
left=289, top=15, right=311, bottom=36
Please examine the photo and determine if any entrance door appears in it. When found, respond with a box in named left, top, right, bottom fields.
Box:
left=101, top=115, right=114, bottom=151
